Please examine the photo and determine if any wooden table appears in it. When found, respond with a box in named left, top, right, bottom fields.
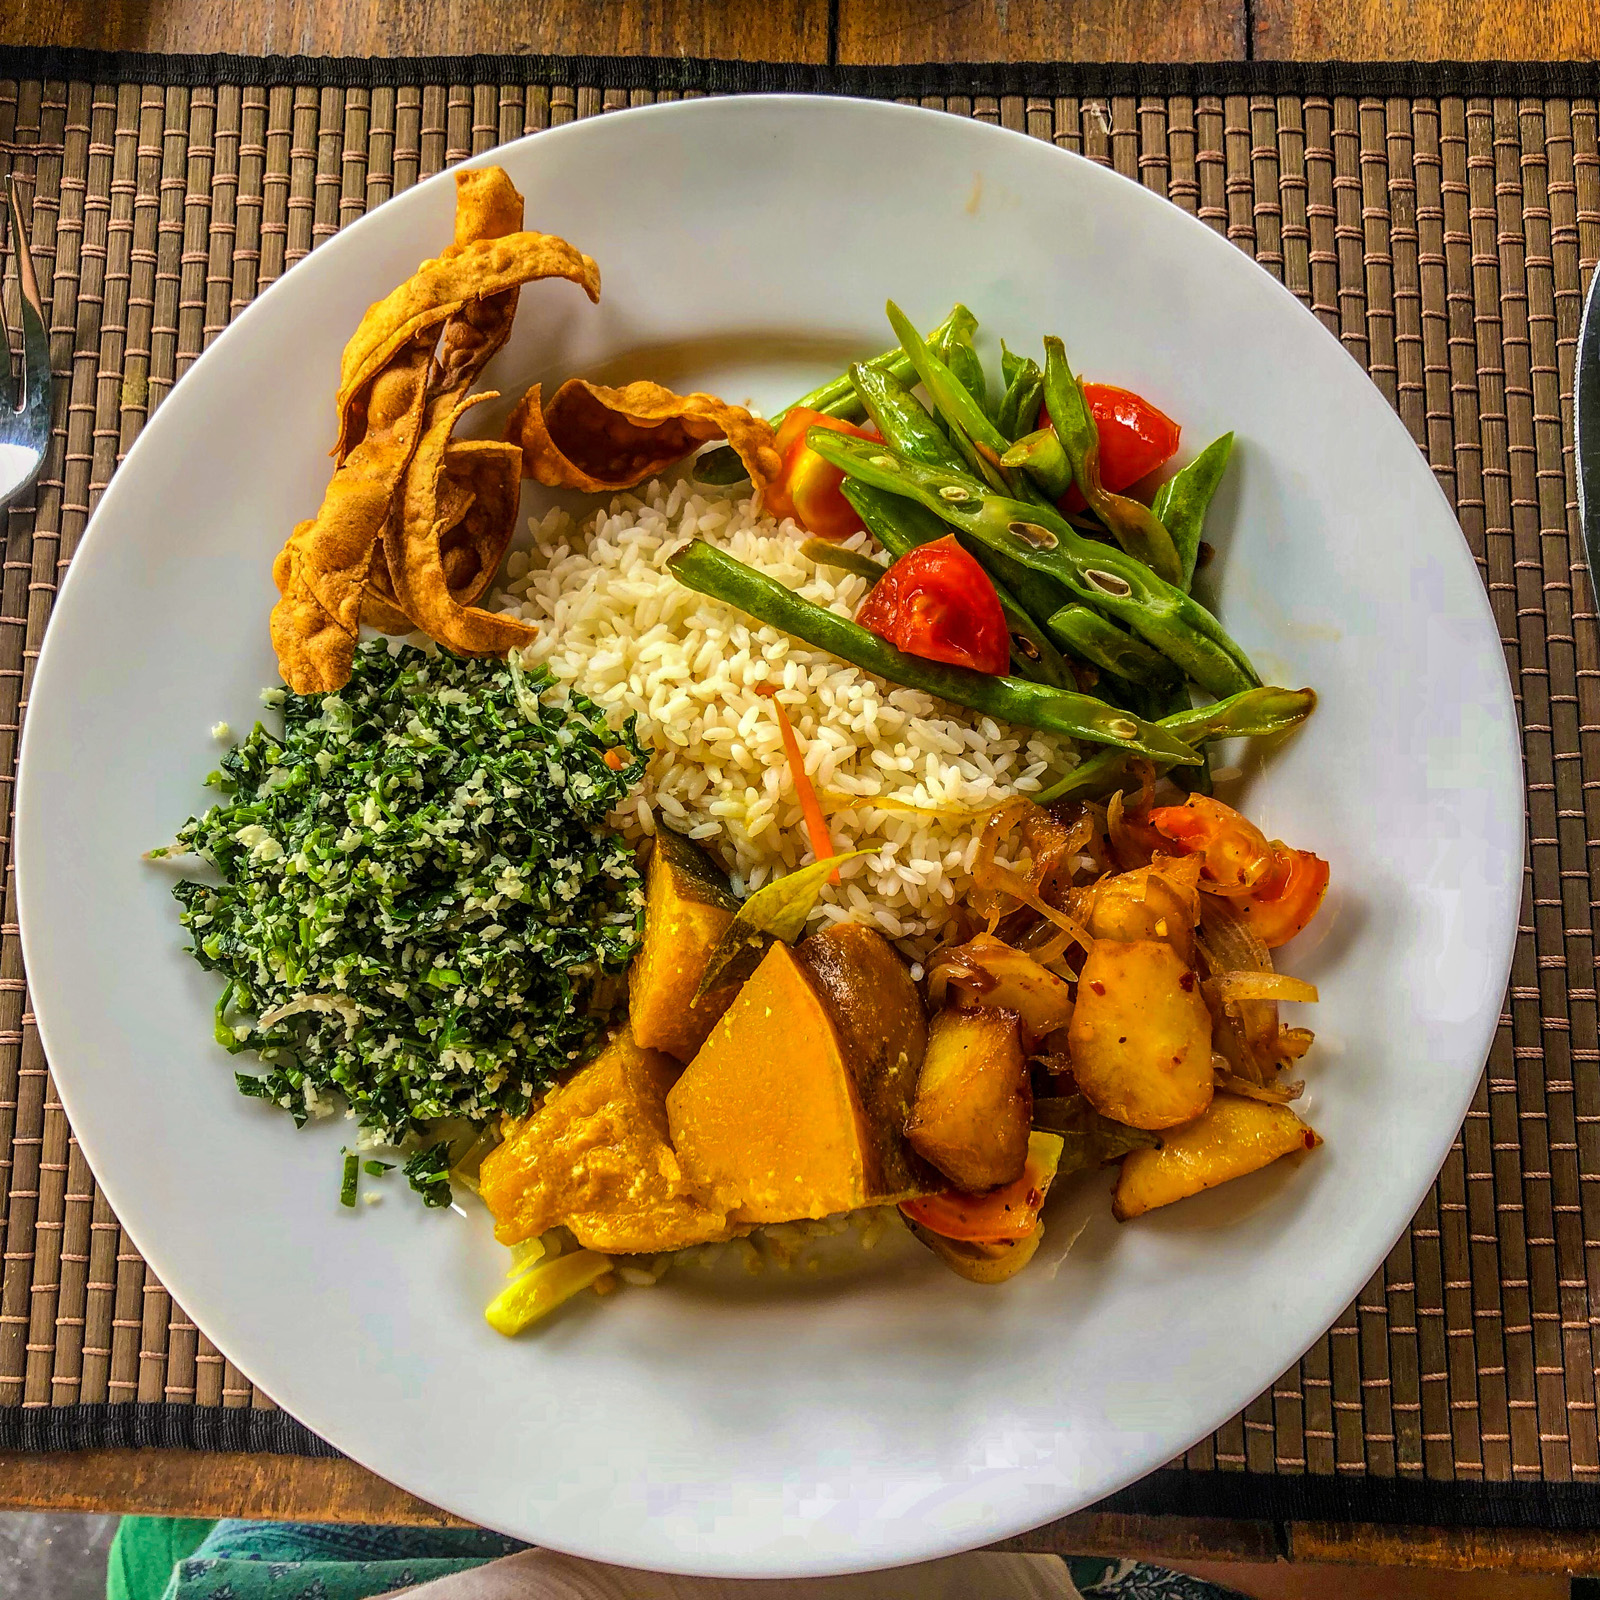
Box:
left=2, top=0, right=1599, bottom=1578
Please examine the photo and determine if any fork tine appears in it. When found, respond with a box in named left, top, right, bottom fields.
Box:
left=7, top=177, right=50, bottom=435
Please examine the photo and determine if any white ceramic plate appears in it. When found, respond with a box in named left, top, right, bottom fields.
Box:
left=15, top=98, right=1521, bottom=1576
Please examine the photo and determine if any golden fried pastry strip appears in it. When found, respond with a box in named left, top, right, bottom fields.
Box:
left=335, top=231, right=601, bottom=457
left=506, top=378, right=780, bottom=495
left=271, top=344, right=434, bottom=691
left=362, top=439, right=523, bottom=633
left=386, top=392, right=539, bottom=657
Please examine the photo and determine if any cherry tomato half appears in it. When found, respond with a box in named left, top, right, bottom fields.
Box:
left=855, top=535, right=1010, bottom=676
left=765, top=407, right=880, bottom=539
left=1148, top=794, right=1330, bottom=949
left=1045, top=384, right=1181, bottom=513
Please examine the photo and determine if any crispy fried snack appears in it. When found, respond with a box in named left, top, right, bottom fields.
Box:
left=271, top=344, right=434, bottom=690
left=362, top=439, right=522, bottom=634
left=386, top=392, right=539, bottom=657
left=507, top=379, right=780, bottom=495
left=335, top=231, right=601, bottom=458
left=271, top=166, right=595, bottom=691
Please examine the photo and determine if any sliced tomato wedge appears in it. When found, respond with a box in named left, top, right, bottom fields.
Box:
left=1231, top=847, right=1331, bottom=949
left=1148, top=794, right=1330, bottom=948
left=1147, top=795, right=1279, bottom=897
left=1045, top=384, right=1181, bottom=513
left=765, top=408, right=880, bottom=538
left=901, top=1131, right=1065, bottom=1242
left=855, top=535, right=1010, bottom=676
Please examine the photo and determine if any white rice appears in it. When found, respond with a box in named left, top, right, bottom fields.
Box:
left=493, top=477, right=1074, bottom=948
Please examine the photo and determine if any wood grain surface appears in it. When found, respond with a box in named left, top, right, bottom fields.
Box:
left=833, top=0, right=1245, bottom=63
left=5, top=0, right=1598, bottom=59
left=1252, top=0, right=1600, bottom=58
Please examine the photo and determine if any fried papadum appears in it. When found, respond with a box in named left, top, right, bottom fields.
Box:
left=507, top=379, right=780, bottom=495
left=271, top=343, right=434, bottom=690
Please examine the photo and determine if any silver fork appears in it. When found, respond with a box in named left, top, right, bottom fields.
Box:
left=0, top=174, right=50, bottom=510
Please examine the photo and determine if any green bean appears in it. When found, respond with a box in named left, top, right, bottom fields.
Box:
left=997, top=362, right=1044, bottom=443
left=1043, top=337, right=1183, bottom=586
left=806, top=429, right=1261, bottom=700
left=1001, top=426, right=1072, bottom=498
left=1151, top=432, right=1234, bottom=591
left=666, top=541, right=1202, bottom=764
left=1000, top=342, right=1029, bottom=389
left=885, top=300, right=1021, bottom=496
left=691, top=306, right=970, bottom=485
left=840, top=479, right=1075, bottom=691
left=846, top=368, right=1076, bottom=672
left=800, top=537, right=886, bottom=585
left=1033, top=686, right=1316, bottom=805
left=1047, top=605, right=1182, bottom=691
left=934, top=318, right=991, bottom=422
left=849, top=364, right=966, bottom=474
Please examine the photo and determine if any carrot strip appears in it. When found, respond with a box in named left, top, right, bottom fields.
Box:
left=756, top=686, right=838, bottom=882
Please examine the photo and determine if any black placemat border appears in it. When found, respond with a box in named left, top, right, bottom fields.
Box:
left=4, top=1403, right=1600, bottom=1533
left=0, top=48, right=1599, bottom=101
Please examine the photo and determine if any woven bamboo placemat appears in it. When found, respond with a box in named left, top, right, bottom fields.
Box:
left=0, top=48, right=1596, bottom=1530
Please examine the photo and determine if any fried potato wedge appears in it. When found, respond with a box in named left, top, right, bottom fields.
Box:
left=906, top=1006, right=1031, bottom=1192
left=507, top=378, right=781, bottom=495
left=1067, top=939, right=1214, bottom=1130
left=942, top=932, right=1075, bottom=1046
left=1113, top=1093, right=1319, bottom=1220
left=1087, top=856, right=1202, bottom=965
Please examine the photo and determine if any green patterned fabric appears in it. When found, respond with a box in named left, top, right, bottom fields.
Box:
left=110, top=1517, right=1252, bottom=1599
left=1065, top=1557, right=1252, bottom=1599
left=109, top=1518, right=524, bottom=1600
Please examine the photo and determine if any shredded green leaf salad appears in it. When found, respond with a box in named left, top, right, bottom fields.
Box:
left=154, top=641, right=647, bottom=1200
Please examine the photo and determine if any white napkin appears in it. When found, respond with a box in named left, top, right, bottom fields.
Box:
left=397, top=1548, right=1081, bottom=1600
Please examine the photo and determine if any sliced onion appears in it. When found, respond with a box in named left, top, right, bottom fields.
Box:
left=1210, top=971, right=1319, bottom=1005
left=1216, top=1071, right=1306, bottom=1104
left=1105, top=790, right=1150, bottom=871
left=970, top=798, right=1035, bottom=920
left=985, top=862, right=1095, bottom=954
left=1197, top=897, right=1279, bottom=1083
left=926, top=944, right=999, bottom=1010
left=1278, top=1026, right=1315, bottom=1062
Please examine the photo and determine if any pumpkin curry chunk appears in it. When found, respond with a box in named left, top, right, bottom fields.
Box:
left=666, top=924, right=932, bottom=1224
left=478, top=1026, right=728, bottom=1254
left=628, top=827, right=740, bottom=1062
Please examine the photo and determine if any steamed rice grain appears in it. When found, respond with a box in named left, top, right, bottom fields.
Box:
left=493, top=477, right=1075, bottom=947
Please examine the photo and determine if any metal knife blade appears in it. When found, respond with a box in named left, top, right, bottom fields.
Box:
left=1576, top=260, right=1600, bottom=606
